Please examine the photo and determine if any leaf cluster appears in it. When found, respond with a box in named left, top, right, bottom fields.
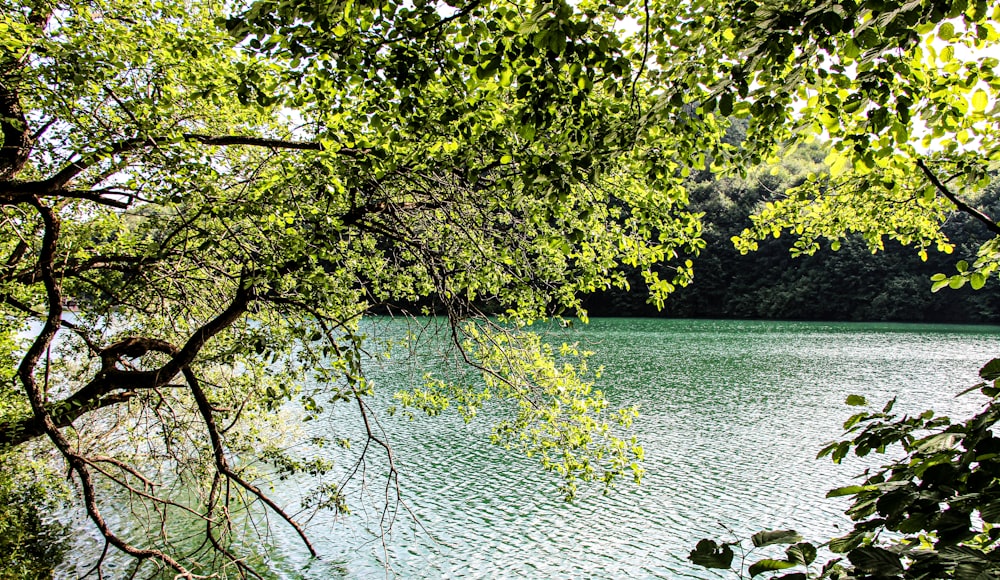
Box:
left=690, top=527, right=846, bottom=580
left=0, top=451, right=70, bottom=579
left=812, top=358, right=1000, bottom=579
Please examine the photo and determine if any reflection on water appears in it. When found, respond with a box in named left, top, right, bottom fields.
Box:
left=62, top=319, right=1000, bottom=578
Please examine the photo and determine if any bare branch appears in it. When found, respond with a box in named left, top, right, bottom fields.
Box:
left=183, top=366, right=319, bottom=557
left=5, top=251, right=152, bottom=286
left=0, top=391, right=137, bottom=448
left=52, top=188, right=135, bottom=208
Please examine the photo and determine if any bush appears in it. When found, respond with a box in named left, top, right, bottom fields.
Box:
left=0, top=453, right=69, bottom=579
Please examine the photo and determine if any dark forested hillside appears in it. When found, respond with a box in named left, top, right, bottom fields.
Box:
left=583, top=145, right=1000, bottom=324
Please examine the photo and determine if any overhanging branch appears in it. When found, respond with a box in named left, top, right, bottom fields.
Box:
left=2, top=278, right=255, bottom=448
left=43, top=133, right=360, bottom=191
left=0, top=391, right=136, bottom=448
left=917, top=158, right=1000, bottom=236
left=0, top=133, right=368, bottom=205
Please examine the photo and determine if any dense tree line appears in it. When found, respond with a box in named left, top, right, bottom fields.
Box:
left=585, top=144, right=1000, bottom=324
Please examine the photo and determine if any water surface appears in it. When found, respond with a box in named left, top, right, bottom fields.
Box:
left=255, top=318, right=1000, bottom=579
left=63, top=318, right=1000, bottom=578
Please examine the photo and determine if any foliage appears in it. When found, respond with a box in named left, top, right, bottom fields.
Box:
left=392, top=323, right=645, bottom=500
left=692, top=359, right=1000, bottom=580
left=0, top=0, right=696, bottom=574
left=473, top=327, right=644, bottom=499
left=813, top=358, right=1000, bottom=579
left=587, top=0, right=1000, bottom=319
left=3, top=0, right=1000, bottom=575
left=689, top=526, right=849, bottom=580
left=586, top=149, right=1000, bottom=322
left=0, top=451, right=69, bottom=579
left=645, top=0, right=1000, bottom=281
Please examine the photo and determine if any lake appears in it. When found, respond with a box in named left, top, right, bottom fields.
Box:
left=61, top=318, right=1000, bottom=578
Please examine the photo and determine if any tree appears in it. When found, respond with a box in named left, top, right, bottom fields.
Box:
left=3, top=0, right=1000, bottom=577
left=648, top=0, right=1000, bottom=273
left=0, top=0, right=698, bottom=575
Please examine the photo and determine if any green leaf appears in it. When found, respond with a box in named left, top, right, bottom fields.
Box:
left=843, top=412, right=867, bottom=429
left=970, top=272, right=986, bottom=290
left=846, top=394, right=867, bottom=407
left=972, top=90, right=988, bottom=113
left=817, top=442, right=838, bottom=459
left=848, top=547, right=904, bottom=575
left=915, top=432, right=959, bottom=453
left=980, top=359, right=1000, bottom=381
left=938, top=22, right=956, bottom=40
left=830, top=531, right=867, bottom=554
left=751, top=530, right=803, bottom=548
left=786, top=543, right=817, bottom=566
left=749, top=559, right=796, bottom=577
left=932, top=278, right=951, bottom=292
left=689, top=539, right=735, bottom=569
left=720, top=92, right=734, bottom=116
left=957, top=381, right=987, bottom=397
left=826, top=485, right=872, bottom=498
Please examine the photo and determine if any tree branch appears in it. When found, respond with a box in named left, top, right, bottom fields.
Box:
left=917, top=159, right=1000, bottom=236
left=183, top=366, right=318, bottom=557
left=0, top=4, right=52, bottom=179
left=0, top=84, right=32, bottom=179
left=0, top=133, right=366, bottom=205
left=0, top=390, right=137, bottom=448
left=2, top=276, right=253, bottom=449
left=13, top=200, right=196, bottom=577
left=41, top=133, right=349, bottom=191
left=53, top=188, right=136, bottom=208
left=4, top=252, right=151, bottom=286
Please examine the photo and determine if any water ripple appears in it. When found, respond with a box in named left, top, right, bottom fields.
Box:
left=58, top=319, right=1000, bottom=578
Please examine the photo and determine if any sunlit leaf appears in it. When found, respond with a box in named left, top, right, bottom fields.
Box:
left=846, top=394, right=867, bottom=407
left=749, top=559, right=796, bottom=577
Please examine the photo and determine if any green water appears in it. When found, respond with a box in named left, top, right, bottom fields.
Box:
left=62, top=318, right=1000, bottom=578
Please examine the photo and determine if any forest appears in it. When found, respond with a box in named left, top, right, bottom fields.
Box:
left=586, top=141, right=1000, bottom=323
